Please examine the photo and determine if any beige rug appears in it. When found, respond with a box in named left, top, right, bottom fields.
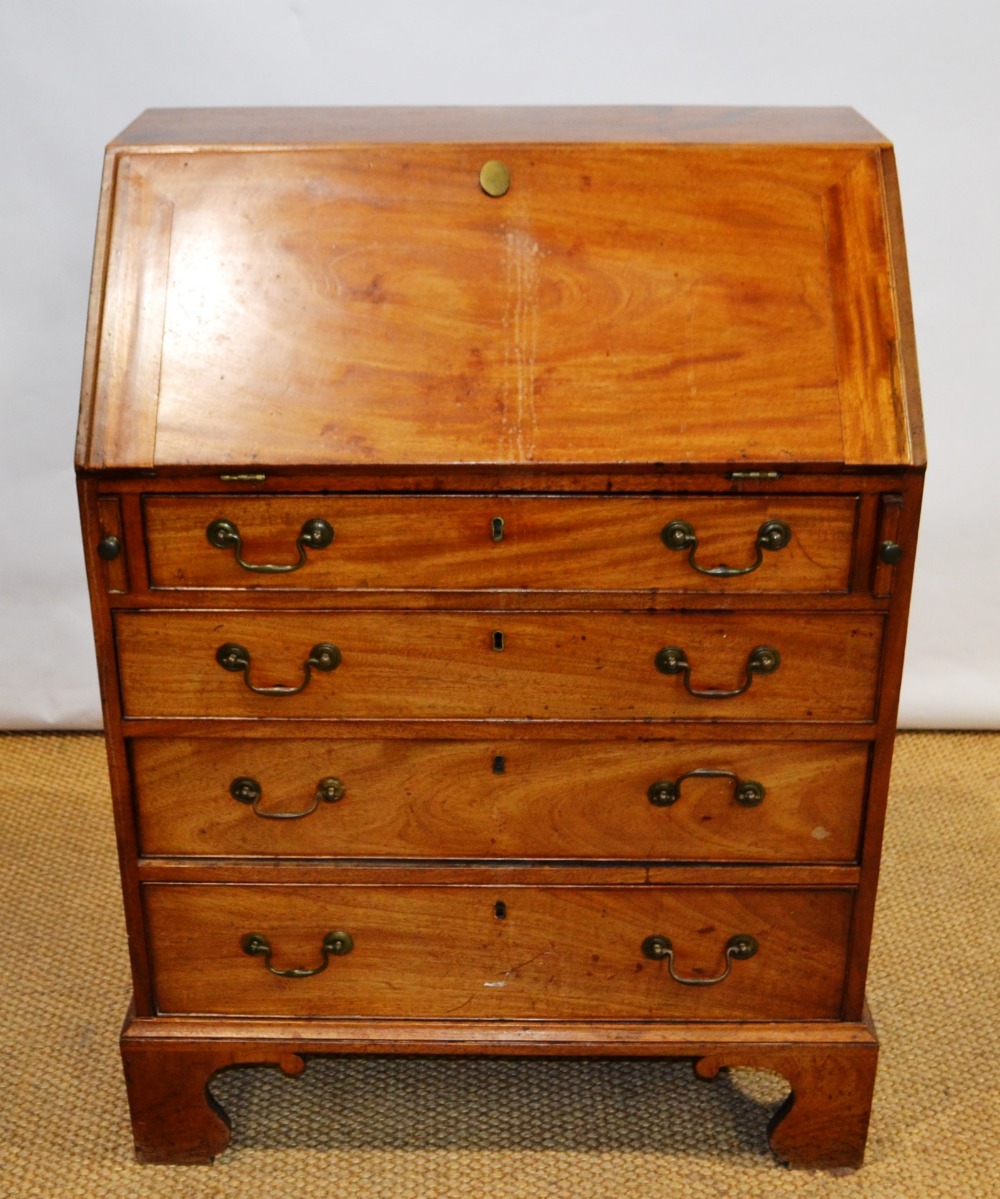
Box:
left=0, top=732, right=997, bottom=1198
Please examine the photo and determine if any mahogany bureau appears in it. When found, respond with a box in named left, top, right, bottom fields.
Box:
left=76, top=106, right=924, bottom=1168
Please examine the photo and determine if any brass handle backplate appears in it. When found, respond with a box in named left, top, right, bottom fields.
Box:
left=647, top=769, right=765, bottom=808
left=216, top=642, right=341, bottom=696
left=206, top=517, right=334, bottom=573
left=241, top=930, right=354, bottom=978
left=230, top=775, right=345, bottom=819
left=654, top=645, right=780, bottom=699
left=641, top=933, right=758, bottom=986
left=661, top=519, right=791, bottom=577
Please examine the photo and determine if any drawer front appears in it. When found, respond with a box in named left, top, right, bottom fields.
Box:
left=144, top=494, right=857, bottom=594
left=145, top=883, right=853, bottom=1020
left=116, top=610, right=883, bottom=721
left=132, top=738, right=869, bottom=863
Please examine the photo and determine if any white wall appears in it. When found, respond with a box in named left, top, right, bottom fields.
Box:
left=1, top=1, right=997, bottom=728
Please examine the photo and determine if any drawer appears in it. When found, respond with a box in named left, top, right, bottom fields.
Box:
left=143, top=494, right=857, bottom=594
left=144, top=883, right=854, bottom=1020
left=132, top=737, right=869, bottom=863
left=116, top=610, right=884, bottom=721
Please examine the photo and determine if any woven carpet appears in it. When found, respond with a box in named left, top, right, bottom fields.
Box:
left=0, top=732, right=997, bottom=1198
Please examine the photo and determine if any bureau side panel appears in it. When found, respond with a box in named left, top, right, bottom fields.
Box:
left=842, top=470, right=924, bottom=1016
left=77, top=479, right=154, bottom=1014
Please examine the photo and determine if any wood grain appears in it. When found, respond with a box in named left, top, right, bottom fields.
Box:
left=78, top=481, right=156, bottom=1014
left=76, top=147, right=118, bottom=470
left=144, top=883, right=854, bottom=1021
left=872, top=493, right=904, bottom=597
left=121, top=1041, right=233, bottom=1164
left=96, top=468, right=905, bottom=492
left=130, top=736, right=869, bottom=862
left=842, top=473, right=925, bottom=1017
left=119, top=1005, right=879, bottom=1167
left=88, top=156, right=172, bottom=470
left=144, top=494, right=857, bottom=593
left=136, top=861, right=861, bottom=889
left=878, top=147, right=926, bottom=466
left=695, top=1038, right=878, bottom=1168
left=78, top=138, right=914, bottom=471
left=96, top=495, right=128, bottom=593
left=76, top=108, right=925, bottom=1171
left=111, top=106, right=890, bottom=148
left=824, top=155, right=904, bottom=464
left=115, top=610, right=884, bottom=721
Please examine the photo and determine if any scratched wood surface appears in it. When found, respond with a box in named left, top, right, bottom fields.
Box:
left=130, top=736, right=869, bottom=862
left=144, top=882, right=854, bottom=1020
left=80, top=138, right=912, bottom=470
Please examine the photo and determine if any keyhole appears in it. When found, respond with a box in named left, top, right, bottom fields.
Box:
left=492, top=755, right=506, bottom=774
left=492, top=630, right=505, bottom=652
left=491, top=516, right=505, bottom=542
left=494, top=901, right=507, bottom=919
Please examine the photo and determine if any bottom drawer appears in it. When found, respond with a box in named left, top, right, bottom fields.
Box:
left=145, top=884, right=853, bottom=1021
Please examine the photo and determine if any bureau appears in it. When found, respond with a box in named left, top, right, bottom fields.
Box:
left=76, top=106, right=924, bottom=1169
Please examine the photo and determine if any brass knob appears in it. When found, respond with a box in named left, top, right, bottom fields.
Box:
left=97, top=534, right=121, bottom=561
left=479, top=160, right=510, bottom=197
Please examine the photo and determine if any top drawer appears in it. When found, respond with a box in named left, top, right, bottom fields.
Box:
left=143, top=495, right=857, bottom=593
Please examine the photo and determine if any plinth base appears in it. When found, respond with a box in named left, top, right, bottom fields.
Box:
left=120, top=1005, right=879, bottom=1169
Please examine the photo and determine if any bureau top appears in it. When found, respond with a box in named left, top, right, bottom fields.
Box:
left=77, top=106, right=923, bottom=474
left=109, top=106, right=890, bottom=148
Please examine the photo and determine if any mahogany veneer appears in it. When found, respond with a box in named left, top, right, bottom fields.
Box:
left=77, top=106, right=924, bottom=1169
